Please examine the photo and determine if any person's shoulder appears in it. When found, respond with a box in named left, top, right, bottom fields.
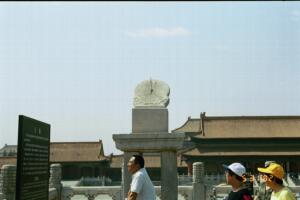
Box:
left=280, top=187, right=292, bottom=194
left=135, top=168, right=146, bottom=177
left=139, top=168, right=148, bottom=174
left=275, top=187, right=295, bottom=200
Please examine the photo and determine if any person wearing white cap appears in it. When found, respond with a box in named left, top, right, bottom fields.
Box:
left=223, top=162, right=253, bottom=200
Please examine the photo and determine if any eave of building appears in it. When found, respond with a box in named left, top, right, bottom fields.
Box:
left=172, top=117, right=201, bottom=134
left=190, top=137, right=300, bottom=148
left=183, top=147, right=300, bottom=156
left=182, top=153, right=300, bottom=162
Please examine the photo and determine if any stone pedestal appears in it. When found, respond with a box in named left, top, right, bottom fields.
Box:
left=113, top=133, right=185, bottom=200
left=132, top=107, right=168, bottom=133
left=161, top=151, right=178, bottom=200
left=113, top=133, right=185, bottom=152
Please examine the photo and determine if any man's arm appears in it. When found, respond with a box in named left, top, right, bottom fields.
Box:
left=128, top=191, right=138, bottom=200
left=129, top=172, right=144, bottom=200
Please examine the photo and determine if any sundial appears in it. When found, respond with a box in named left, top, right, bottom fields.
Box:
left=133, top=79, right=170, bottom=107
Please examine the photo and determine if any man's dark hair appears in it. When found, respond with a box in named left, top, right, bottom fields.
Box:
left=132, top=155, right=145, bottom=168
left=274, top=177, right=283, bottom=185
left=226, top=169, right=243, bottom=182
left=265, top=173, right=283, bottom=185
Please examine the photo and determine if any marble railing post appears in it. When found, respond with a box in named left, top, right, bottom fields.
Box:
left=0, top=164, right=16, bottom=200
left=49, top=164, right=62, bottom=200
left=161, top=151, right=178, bottom=200
left=192, top=162, right=205, bottom=200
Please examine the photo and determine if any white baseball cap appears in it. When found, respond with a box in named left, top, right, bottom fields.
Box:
left=223, top=163, right=246, bottom=177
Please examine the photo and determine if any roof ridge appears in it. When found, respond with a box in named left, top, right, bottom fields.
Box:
left=193, top=115, right=300, bottom=119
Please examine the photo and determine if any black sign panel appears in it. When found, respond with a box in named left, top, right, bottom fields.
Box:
left=16, top=115, right=51, bottom=200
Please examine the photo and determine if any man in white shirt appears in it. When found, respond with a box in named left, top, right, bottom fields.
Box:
left=127, top=155, right=156, bottom=200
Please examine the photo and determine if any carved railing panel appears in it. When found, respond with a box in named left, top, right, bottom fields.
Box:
left=62, top=185, right=192, bottom=200
left=71, top=195, right=88, bottom=200
left=62, top=186, right=122, bottom=200
left=155, top=186, right=161, bottom=200
left=94, top=194, right=113, bottom=200
left=178, top=186, right=193, bottom=200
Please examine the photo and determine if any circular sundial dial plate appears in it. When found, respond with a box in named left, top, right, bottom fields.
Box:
left=133, top=79, right=170, bottom=107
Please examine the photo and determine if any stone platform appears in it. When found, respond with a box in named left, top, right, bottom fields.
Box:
left=113, top=133, right=185, bottom=152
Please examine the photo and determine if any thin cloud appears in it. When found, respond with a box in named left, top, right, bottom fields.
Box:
left=125, top=27, right=191, bottom=38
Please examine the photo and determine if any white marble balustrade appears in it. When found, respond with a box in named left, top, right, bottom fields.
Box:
left=62, top=186, right=122, bottom=200
left=177, top=186, right=193, bottom=200
left=60, top=186, right=193, bottom=200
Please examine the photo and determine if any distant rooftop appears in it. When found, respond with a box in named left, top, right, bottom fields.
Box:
left=0, top=140, right=108, bottom=168
left=50, top=141, right=107, bottom=162
left=172, top=112, right=300, bottom=138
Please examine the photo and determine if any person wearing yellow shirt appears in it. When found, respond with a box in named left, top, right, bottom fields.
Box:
left=257, top=163, right=296, bottom=200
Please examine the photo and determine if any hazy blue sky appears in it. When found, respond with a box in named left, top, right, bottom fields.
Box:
left=1, top=2, right=300, bottom=154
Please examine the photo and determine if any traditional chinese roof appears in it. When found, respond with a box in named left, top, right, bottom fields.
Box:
left=172, top=114, right=300, bottom=138
left=109, top=154, right=123, bottom=168
left=0, top=140, right=108, bottom=167
left=50, top=141, right=108, bottom=162
left=0, top=145, right=17, bottom=156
